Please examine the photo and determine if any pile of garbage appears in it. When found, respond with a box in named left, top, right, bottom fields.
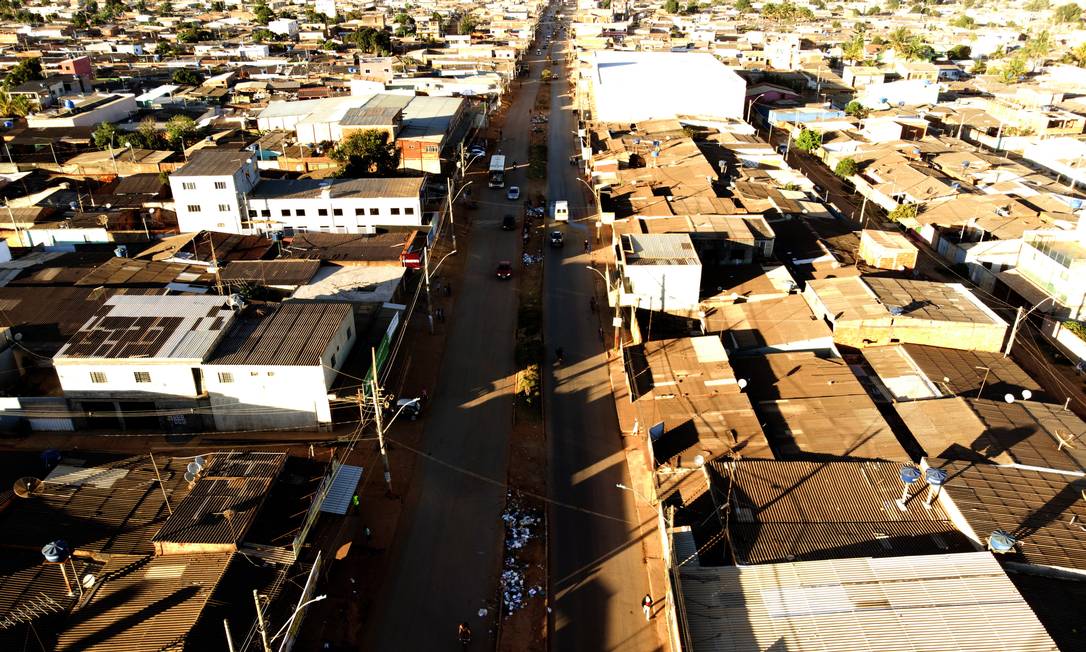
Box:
left=523, top=252, right=543, bottom=266
left=499, top=493, right=544, bottom=617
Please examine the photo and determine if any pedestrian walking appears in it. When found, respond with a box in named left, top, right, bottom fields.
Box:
left=583, top=239, right=591, bottom=254
left=642, top=594, right=653, bottom=621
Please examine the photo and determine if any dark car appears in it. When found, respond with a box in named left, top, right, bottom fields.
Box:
left=496, top=261, right=513, bottom=280
left=502, top=214, right=516, bottom=230
left=549, top=230, right=564, bottom=248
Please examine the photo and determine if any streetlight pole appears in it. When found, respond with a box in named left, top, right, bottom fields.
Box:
left=445, top=179, right=474, bottom=250
left=573, top=176, right=601, bottom=242
left=369, top=348, right=393, bottom=497
left=746, top=92, right=769, bottom=125
left=1005, top=296, right=1054, bottom=357
left=586, top=265, right=621, bottom=351
left=615, top=482, right=654, bottom=505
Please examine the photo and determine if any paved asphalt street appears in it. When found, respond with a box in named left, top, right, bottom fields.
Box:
left=542, top=19, right=663, bottom=652
left=365, top=45, right=536, bottom=652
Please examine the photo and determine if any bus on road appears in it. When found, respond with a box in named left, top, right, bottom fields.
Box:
left=488, top=155, right=506, bottom=188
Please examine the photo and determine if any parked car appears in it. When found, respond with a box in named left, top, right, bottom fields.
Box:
left=495, top=261, right=513, bottom=280
left=507, top=186, right=521, bottom=200
left=502, top=214, right=516, bottom=230
left=549, top=230, right=564, bottom=248
left=468, top=145, right=486, bottom=157
left=388, top=397, right=422, bottom=420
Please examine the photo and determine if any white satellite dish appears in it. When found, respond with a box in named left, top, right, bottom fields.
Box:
left=184, top=471, right=196, bottom=483
left=82, top=574, right=97, bottom=589
left=194, top=455, right=206, bottom=470
left=1004, top=393, right=1015, bottom=404
left=1021, top=389, right=1032, bottom=400
left=186, top=461, right=201, bottom=475
left=737, top=378, right=748, bottom=390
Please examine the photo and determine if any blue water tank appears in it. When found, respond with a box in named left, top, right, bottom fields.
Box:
left=899, top=465, right=921, bottom=485
left=63, top=99, right=76, bottom=110
left=2, top=120, right=12, bottom=128
left=988, top=530, right=1017, bottom=553
left=42, top=540, right=71, bottom=563
left=925, top=468, right=948, bottom=487
left=114, top=245, right=128, bottom=258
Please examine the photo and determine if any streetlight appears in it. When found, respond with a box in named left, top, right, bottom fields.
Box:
left=445, top=178, right=473, bottom=250
left=586, top=265, right=622, bottom=351
left=615, top=482, right=654, bottom=505
left=459, top=153, right=483, bottom=180
left=269, top=594, right=329, bottom=643
left=746, top=92, right=770, bottom=125
left=1004, top=296, right=1054, bottom=357
left=573, top=176, right=602, bottom=242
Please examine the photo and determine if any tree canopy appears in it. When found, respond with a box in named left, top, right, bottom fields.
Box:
left=171, top=68, right=204, bottom=86
left=1053, top=2, right=1082, bottom=23
left=834, top=157, right=858, bottom=178
left=795, top=128, right=822, bottom=153
left=3, top=58, right=42, bottom=89
left=333, top=129, right=399, bottom=176
left=761, top=0, right=814, bottom=22
left=346, top=28, right=392, bottom=54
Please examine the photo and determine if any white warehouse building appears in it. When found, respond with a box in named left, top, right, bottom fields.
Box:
left=587, top=50, right=746, bottom=124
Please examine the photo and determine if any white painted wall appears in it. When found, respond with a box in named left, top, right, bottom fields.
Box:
left=624, top=264, right=702, bottom=313
left=55, top=361, right=203, bottom=398
left=247, top=194, right=424, bottom=233
left=170, top=159, right=259, bottom=233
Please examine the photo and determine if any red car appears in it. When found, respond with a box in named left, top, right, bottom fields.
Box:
left=495, top=261, right=513, bottom=279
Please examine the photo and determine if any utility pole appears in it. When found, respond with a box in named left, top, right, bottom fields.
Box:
left=207, top=232, right=224, bottom=296
left=423, top=246, right=434, bottom=334
left=370, top=348, right=394, bottom=497
left=253, top=590, right=271, bottom=652
left=223, top=620, right=236, bottom=652
left=606, top=266, right=621, bottom=352
left=446, top=177, right=458, bottom=249
left=1004, top=306, right=1024, bottom=357
left=857, top=193, right=869, bottom=229
left=459, top=141, right=466, bottom=179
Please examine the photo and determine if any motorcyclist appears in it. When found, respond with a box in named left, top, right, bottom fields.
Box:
left=458, top=622, right=472, bottom=644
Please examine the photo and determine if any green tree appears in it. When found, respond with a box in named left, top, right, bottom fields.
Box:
left=844, top=100, right=867, bottom=118
left=210, top=0, right=225, bottom=10
left=93, top=121, right=118, bottom=149
left=164, top=115, right=197, bottom=145
left=834, top=157, right=858, bottom=178
left=323, top=39, right=344, bottom=50
left=346, top=27, right=392, bottom=54
left=735, top=0, right=752, bottom=10
left=950, top=14, right=975, bottom=28
left=0, top=91, right=31, bottom=117
left=333, top=129, right=398, bottom=176
left=135, top=0, right=147, bottom=12
left=457, top=13, right=478, bottom=35
left=3, top=58, right=42, bottom=89
left=1053, top=2, right=1082, bottom=23
left=124, top=117, right=162, bottom=150
left=998, top=54, right=1028, bottom=83
left=1023, top=30, right=1053, bottom=70
left=887, top=26, right=928, bottom=60
left=665, top=0, right=680, bottom=12
left=842, top=30, right=866, bottom=63
left=251, top=28, right=275, bottom=43
left=888, top=203, right=918, bottom=222
left=795, top=128, right=822, bottom=152
left=158, top=0, right=173, bottom=16
left=947, top=44, right=972, bottom=59
left=253, top=2, right=274, bottom=24
left=171, top=68, right=204, bottom=85
left=177, top=26, right=212, bottom=42
left=1066, top=42, right=1086, bottom=66
left=1024, top=0, right=1049, bottom=9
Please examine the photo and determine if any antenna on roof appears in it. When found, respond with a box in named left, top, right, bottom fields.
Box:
left=13, top=477, right=43, bottom=498
left=895, top=465, right=921, bottom=511
left=923, top=467, right=948, bottom=509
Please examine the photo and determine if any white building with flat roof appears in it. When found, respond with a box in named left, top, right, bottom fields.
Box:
left=617, top=233, right=703, bottom=313
left=588, top=50, right=745, bottom=124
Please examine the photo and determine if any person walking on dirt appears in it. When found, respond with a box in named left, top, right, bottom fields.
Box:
left=642, top=594, right=654, bottom=621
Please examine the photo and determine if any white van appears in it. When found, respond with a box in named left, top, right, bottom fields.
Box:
left=553, top=200, right=569, bottom=222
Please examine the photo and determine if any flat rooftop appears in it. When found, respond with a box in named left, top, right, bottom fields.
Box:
left=206, top=302, right=350, bottom=366
left=758, top=394, right=906, bottom=460
left=251, top=177, right=424, bottom=200
left=863, top=343, right=1044, bottom=402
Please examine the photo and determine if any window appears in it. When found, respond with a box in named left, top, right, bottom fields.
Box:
left=355, top=208, right=365, bottom=216
left=424, top=145, right=439, bottom=153
left=187, top=205, right=202, bottom=213
left=295, top=209, right=305, bottom=217
left=218, top=372, right=234, bottom=383
left=251, top=371, right=259, bottom=376
left=318, top=208, right=328, bottom=217
left=267, top=371, right=275, bottom=377
left=331, top=353, right=337, bottom=367
left=134, top=371, right=151, bottom=383
left=333, top=208, right=343, bottom=216
left=261, top=209, right=271, bottom=217
left=283, top=226, right=295, bottom=236
left=182, top=182, right=196, bottom=190
left=218, top=204, right=230, bottom=212
left=214, top=181, right=227, bottom=190
left=320, top=225, right=330, bottom=232
left=404, top=207, right=415, bottom=215
left=369, top=208, right=379, bottom=215
left=249, top=210, right=258, bottom=218
left=390, top=208, right=401, bottom=215
left=281, top=209, right=291, bottom=217
left=90, top=371, right=107, bottom=384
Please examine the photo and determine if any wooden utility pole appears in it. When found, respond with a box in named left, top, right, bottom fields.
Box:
left=446, top=177, right=458, bottom=250
left=223, top=620, right=236, bottom=652
left=148, top=453, right=173, bottom=515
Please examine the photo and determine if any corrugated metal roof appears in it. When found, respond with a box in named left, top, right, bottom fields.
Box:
left=251, top=176, right=424, bottom=200
left=74, top=257, right=212, bottom=288
left=55, top=295, right=236, bottom=361
left=731, top=353, right=863, bottom=401
left=938, top=461, right=1086, bottom=573
left=205, top=302, right=350, bottom=366
left=170, top=149, right=250, bottom=177
left=53, top=552, right=232, bottom=652
left=757, top=395, right=906, bottom=460
left=152, top=452, right=285, bottom=546
left=622, top=233, right=700, bottom=265
left=0, top=454, right=194, bottom=556
left=0, top=552, right=99, bottom=635
left=320, top=464, right=363, bottom=515
left=220, top=260, right=321, bottom=285
left=717, top=459, right=973, bottom=564
left=679, top=552, right=1060, bottom=652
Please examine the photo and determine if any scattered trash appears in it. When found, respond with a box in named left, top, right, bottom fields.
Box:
left=523, top=253, right=543, bottom=265
left=478, top=607, right=488, bottom=618
left=499, top=493, right=544, bottom=617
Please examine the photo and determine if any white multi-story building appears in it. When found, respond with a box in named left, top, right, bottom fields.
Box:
left=169, top=149, right=426, bottom=235
left=169, top=150, right=260, bottom=233
left=617, top=233, right=703, bottom=314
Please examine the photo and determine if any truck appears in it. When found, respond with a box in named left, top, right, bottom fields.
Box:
left=488, top=155, right=506, bottom=188
left=552, top=200, right=569, bottom=222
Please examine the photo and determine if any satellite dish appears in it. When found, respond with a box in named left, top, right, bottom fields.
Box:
left=737, top=378, right=748, bottom=390
left=184, top=471, right=196, bottom=483
left=186, top=461, right=201, bottom=474
left=82, top=574, right=97, bottom=588
left=1021, top=389, right=1032, bottom=400
left=1004, top=393, right=1015, bottom=404
left=13, top=477, right=43, bottom=498
left=194, top=455, right=206, bottom=469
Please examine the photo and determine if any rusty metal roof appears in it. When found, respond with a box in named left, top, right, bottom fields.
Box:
left=936, top=461, right=1086, bottom=574
left=757, top=394, right=907, bottom=460
left=715, top=459, right=973, bottom=564
left=53, top=552, right=232, bottom=652
left=205, top=302, right=350, bottom=366
left=219, top=260, right=321, bottom=286
left=152, top=452, right=285, bottom=546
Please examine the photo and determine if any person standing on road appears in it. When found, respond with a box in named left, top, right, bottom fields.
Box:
left=642, top=594, right=654, bottom=621
left=583, top=239, right=590, bottom=254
